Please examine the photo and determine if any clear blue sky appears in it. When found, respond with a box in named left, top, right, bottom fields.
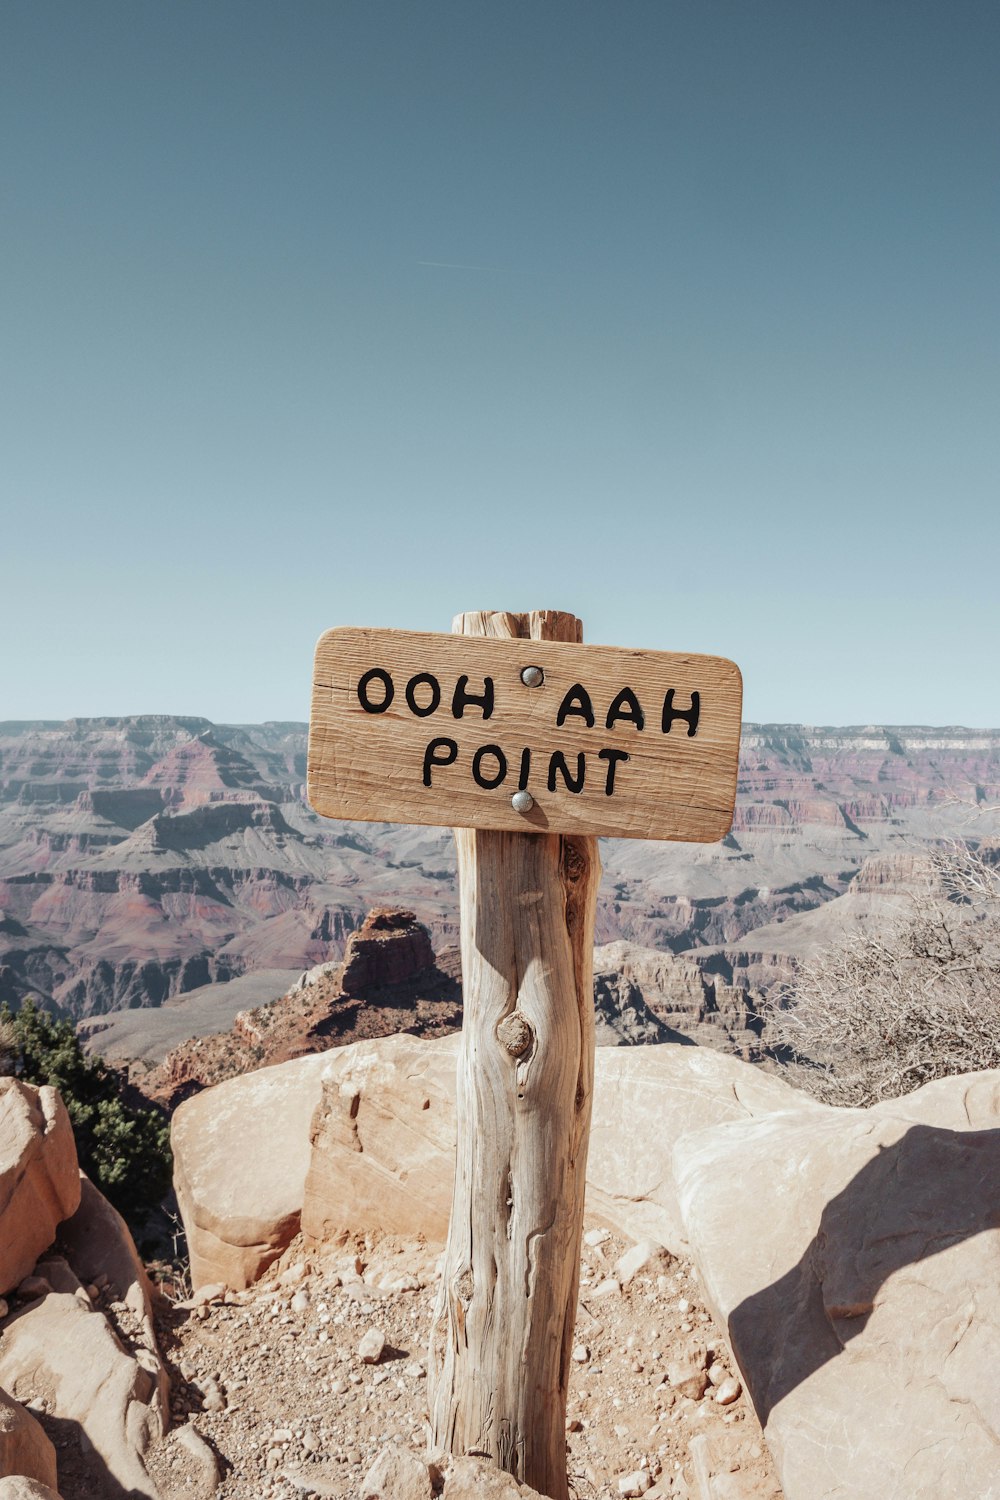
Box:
left=3, top=1, right=997, bottom=726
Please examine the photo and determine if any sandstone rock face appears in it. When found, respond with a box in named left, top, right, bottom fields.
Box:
left=174, top=1035, right=816, bottom=1281
left=0, top=1082, right=81, bottom=1296
left=172, top=1051, right=332, bottom=1289
left=674, top=1070, right=1000, bottom=1500
left=302, top=1036, right=460, bottom=1248
left=0, top=1387, right=57, bottom=1491
left=0, top=1290, right=163, bottom=1498
left=586, top=1046, right=813, bottom=1255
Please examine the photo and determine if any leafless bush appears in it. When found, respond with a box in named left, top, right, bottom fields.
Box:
left=764, top=843, right=1000, bottom=1107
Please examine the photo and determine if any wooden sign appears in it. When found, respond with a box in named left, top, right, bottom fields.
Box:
left=308, top=627, right=742, bottom=842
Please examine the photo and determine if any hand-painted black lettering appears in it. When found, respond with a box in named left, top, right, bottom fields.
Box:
left=598, top=747, right=629, bottom=794
left=472, top=745, right=508, bottom=789
left=452, top=675, right=495, bottom=720
left=547, top=751, right=585, bottom=794
left=357, top=668, right=394, bottom=713
left=605, top=686, right=645, bottom=732
left=517, top=747, right=532, bottom=791
left=555, top=684, right=595, bottom=729
left=405, top=673, right=442, bottom=717
left=422, top=737, right=458, bottom=786
left=661, top=689, right=700, bottom=737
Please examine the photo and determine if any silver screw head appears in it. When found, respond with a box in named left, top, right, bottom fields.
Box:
left=511, top=790, right=534, bottom=813
left=520, top=665, right=544, bottom=688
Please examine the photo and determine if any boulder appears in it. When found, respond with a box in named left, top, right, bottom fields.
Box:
left=178, top=1035, right=812, bottom=1285
left=674, top=1069, right=1000, bottom=1500
left=0, top=1387, right=57, bottom=1490
left=0, top=1290, right=163, bottom=1498
left=0, top=1082, right=80, bottom=1296
left=171, top=1051, right=331, bottom=1289
left=58, top=1174, right=169, bottom=1428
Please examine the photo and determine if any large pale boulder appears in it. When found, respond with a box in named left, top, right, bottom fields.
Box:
left=0, top=1082, right=80, bottom=1296
left=171, top=1051, right=331, bottom=1289
left=674, top=1070, right=1000, bottom=1500
left=0, top=1290, right=163, bottom=1499
left=0, top=1388, right=57, bottom=1490
left=174, top=1034, right=811, bottom=1285
left=303, top=1035, right=808, bottom=1255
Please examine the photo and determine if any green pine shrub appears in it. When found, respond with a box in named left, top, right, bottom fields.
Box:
left=1, top=997, right=172, bottom=1238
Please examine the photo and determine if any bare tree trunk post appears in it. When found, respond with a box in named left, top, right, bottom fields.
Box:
left=428, top=609, right=601, bottom=1500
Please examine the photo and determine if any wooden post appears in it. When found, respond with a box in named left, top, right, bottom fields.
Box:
left=428, top=609, right=601, bottom=1500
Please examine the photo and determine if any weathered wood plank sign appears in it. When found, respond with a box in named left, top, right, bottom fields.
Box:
left=306, top=608, right=744, bottom=1500
left=308, top=625, right=742, bottom=841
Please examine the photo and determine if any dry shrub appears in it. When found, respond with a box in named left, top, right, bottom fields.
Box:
left=764, top=843, right=1000, bottom=1107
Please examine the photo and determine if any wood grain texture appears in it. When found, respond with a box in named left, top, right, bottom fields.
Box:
left=308, top=624, right=742, bottom=842
left=427, top=609, right=600, bottom=1500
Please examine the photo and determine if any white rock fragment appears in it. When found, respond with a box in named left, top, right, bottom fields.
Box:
left=358, top=1327, right=386, bottom=1365
left=615, top=1239, right=669, bottom=1286
left=618, top=1469, right=653, bottom=1496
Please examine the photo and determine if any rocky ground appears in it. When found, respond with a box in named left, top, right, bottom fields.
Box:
left=143, top=1228, right=780, bottom=1500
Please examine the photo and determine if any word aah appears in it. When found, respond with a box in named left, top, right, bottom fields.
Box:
left=355, top=667, right=702, bottom=800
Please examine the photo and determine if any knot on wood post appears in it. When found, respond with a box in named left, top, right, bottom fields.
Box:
left=455, top=1267, right=474, bottom=1307
left=497, top=1011, right=534, bottom=1057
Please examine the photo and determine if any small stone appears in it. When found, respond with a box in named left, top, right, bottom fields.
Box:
left=271, top=1427, right=293, bottom=1443
left=667, top=1348, right=709, bottom=1401
left=359, top=1442, right=432, bottom=1497
left=618, top=1469, right=653, bottom=1496
left=358, top=1327, right=386, bottom=1364
left=330, top=1377, right=349, bottom=1395
left=279, top=1264, right=308, bottom=1287
left=174, top=1423, right=220, bottom=1487
left=616, top=1239, right=669, bottom=1286
left=199, top=1377, right=226, bottom=1412
left=572, top=1344, right=590, bottom=1363
left=707, top=1361, right=729, bottom=1386
left=594, top=1277, right=622, bottom=1298
left=584, top=1228, right=610, bottom=1248
left=0, top=1298, right=8, bottom=1319
left=714, top=1377, right=741, bottom=1405
left=195, top=1281, right=227, bottom=1305
left=403, top=1362, right=426, bottom=1378
left=290, top=1289, right=310, bottom=1314
left=566, top=1417, right=583, bottom=1432
left=677, top=1297, right=691, bottom=1313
